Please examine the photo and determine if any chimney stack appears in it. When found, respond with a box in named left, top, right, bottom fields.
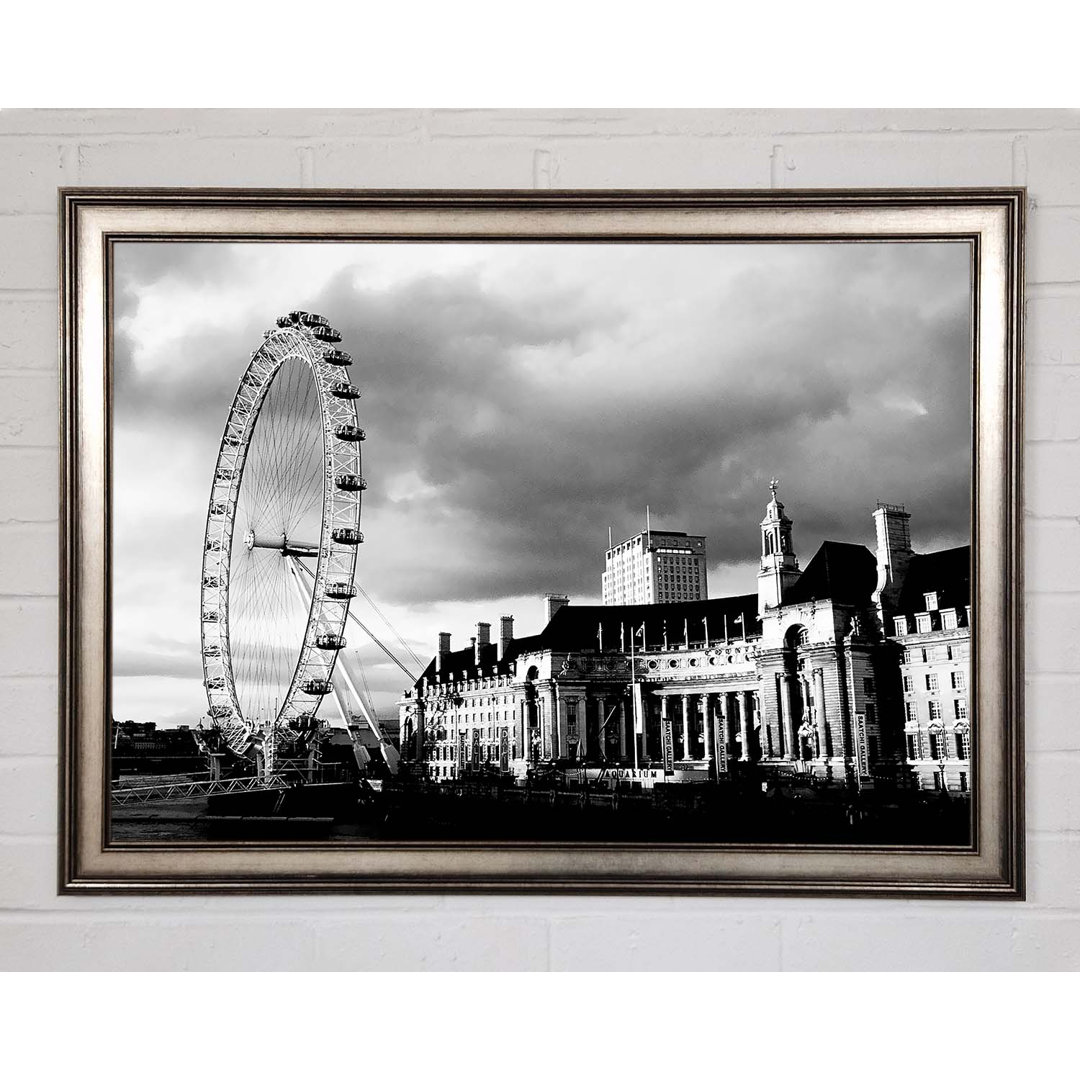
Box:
left=872, top=503, right=914, bottom=616
left=498, top=615, right=514, bottom=661
left=435, top=631, right=451, bottom=676
left=474, top=622, right=491, bottom=666
left=544, top=593, right=570, bottom=623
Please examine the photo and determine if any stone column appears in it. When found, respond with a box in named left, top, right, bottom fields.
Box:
left=553, top=686, right=563, bottom=760
left=518, top=700, right=527, bottom=765
left=618, top=699, right=628, bottom=761
left=600, top=695, right=609, bottom=764
left=780, top=674, right=797, bottom=760
left=548, top=689, right=559, bottom=759
left=738, top=691, right=751, bottom=761
left=813, top=667, right=827, bottom=758
left=640, top=693, right=649, bottom=761
left=681, top=694, right=691, bottom=761
left=743, top=690, right=756, bottom=761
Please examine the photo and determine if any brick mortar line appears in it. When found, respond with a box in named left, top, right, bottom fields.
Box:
left=4, top=126, right=1077, bottom=141
left=423, top=128, right=1080, bottom=141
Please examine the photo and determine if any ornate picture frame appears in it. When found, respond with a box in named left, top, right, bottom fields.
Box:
left=59, top=188, right=1024, bottom=896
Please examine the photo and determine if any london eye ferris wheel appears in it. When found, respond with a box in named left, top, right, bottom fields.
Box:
left=199, top=311, right=367, bottom=774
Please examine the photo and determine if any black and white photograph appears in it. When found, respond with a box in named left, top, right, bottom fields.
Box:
left=109, top=236, right=974, bottom=847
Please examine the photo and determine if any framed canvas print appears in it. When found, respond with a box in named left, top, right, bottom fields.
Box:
left=59, top=188, right=1024, bottom=896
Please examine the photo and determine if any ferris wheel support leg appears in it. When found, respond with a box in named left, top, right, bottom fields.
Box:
left=329, top=680, right=371, bottom=772
left=331, top=648, right=401, bottom=776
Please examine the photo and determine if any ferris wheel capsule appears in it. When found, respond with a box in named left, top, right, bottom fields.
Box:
left=331, top=527, right=364, bottom=545
left=325, top=581, right=357, bottom=600
left=334, top=424, right=365, bottom=442
left=335, top=474, right=367, bottom=492
left=330, top=381, right=361, bottom=400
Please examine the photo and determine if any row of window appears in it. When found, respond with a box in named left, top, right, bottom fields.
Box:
left=906, top=699, right=967, bottom=722
left=904, top=644, right=964, bottom=664
left=907, top=729, right=970, bottom=760
left=430, top=738, right=512, bottom=763
left=893, top=607, right=967, bottom=636
left=904, top=671, right=966, bottom=693
left=932, top=771, right=969, bottom=791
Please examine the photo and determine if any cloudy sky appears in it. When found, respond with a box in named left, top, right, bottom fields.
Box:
left=112, top=239, right=972, bottom=726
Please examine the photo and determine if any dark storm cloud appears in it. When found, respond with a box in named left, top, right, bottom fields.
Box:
left=289, top=243, right=972, bottom=604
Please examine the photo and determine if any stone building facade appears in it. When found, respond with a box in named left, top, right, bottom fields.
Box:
left=398, top=487, right=970, bottom=792
left=890, top=544, right=972, bottom=793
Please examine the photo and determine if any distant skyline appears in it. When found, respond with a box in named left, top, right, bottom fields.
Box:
left=112, top=240, right=972, bottom=726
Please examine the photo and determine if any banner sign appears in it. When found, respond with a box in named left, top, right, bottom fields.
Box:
left=661, top=717, right=675, bottom=775
left=458, top=730, right=467, bottom=775
left=633, top=683, right=645, bottom=735
left=499, top=728, right=509, bottom=770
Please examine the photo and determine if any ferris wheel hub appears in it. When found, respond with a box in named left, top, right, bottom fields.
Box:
left=244, top=529, right=320, bottom=557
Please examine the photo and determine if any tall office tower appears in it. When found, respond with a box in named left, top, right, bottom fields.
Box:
left=602, top=527, right=708, bottom=606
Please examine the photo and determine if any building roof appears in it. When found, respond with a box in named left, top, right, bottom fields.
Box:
left=895, top=545, right=971, bottom=616
left=609, top=528, right=705, bottom=551
left=784, top=541, right=878, bottom=607
left=414, top=594, right=760, bottom=689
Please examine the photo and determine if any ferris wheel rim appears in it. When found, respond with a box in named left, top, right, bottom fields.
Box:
left=198, top=316, right=364, bottom=759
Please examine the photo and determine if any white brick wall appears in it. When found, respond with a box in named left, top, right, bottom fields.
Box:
left=0, top=108, right=1076, bottom=970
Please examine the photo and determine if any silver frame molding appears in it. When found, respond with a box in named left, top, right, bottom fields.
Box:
left=58, top=188, right=1025, bottom=897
